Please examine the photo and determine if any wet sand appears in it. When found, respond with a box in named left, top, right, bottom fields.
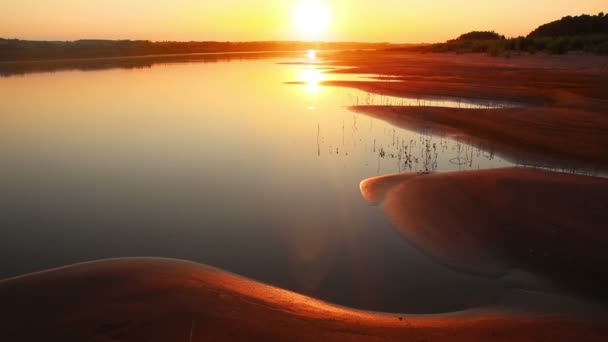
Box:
left=341, top=52, right=608, bottom=327
left=325, top=52, right=608, bottom=103
left=1, top=258, right=607, bottom=342
left=318, top=52, right=608, bottom=169
left=339, top=52, right=608, bottom=301
left=360, top=168, right=608, bottom=300
left=349, top=105, right=608, bottom=169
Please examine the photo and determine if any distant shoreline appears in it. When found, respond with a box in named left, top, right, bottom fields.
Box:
left=0, top=49, right=355, bottom=77
left=0, top=50, right=307, bottom=64
left=0, top=39, right=394, bottom=63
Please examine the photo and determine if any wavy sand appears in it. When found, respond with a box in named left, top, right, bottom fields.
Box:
left=1, top=258, right=607, bottom=341
left=360, top=168, right=608, bottom=300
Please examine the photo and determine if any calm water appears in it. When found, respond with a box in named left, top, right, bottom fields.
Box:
left=0, top=51, right=580, bottom=313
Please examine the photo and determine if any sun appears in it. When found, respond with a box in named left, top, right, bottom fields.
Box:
left=293, top=0, right=332, bottom=39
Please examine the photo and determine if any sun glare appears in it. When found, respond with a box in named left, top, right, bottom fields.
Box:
left=293, top=0, right=331, bottom=39
left=300, top=67, right=325, bottom=92
left=307, top=49, right=317, bottom=60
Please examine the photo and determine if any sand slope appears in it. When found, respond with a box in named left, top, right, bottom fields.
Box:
left=1, top=258, right=607, bottom=341
left=361, top=168, right=608, bottom=300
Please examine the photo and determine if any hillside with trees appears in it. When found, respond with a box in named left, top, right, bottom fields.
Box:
left=452, top=31, right=505, bottom=41
left=396, top=12, right=608, bottom=55
left=529, top=13, right=608, bottom=38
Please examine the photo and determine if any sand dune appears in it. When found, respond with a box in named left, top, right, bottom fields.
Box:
left=1, top=258, right=607, bottom=341
left=360, top=168, right=608, bottom=301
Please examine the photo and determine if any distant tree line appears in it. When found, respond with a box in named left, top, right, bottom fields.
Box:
left=0, top=40, right=390, bottom=61
left=451, top=31, right=505, bottom=42
left=393, top=12, right=608, bottom=55
left=0, top=52, right=269, bottom=77
left=529, top=13, right=608, bottom=37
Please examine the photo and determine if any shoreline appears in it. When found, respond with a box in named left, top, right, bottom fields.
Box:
left=360, top=167, right=608, bottom=302
left=0, top=49, right=350, bottom=65
left=349, top=105, right=608, bottom=171
left=313, top=51, right=608, bottom=170
left=2, top=257, right=607, bottom=341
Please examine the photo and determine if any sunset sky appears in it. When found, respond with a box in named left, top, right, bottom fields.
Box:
left=1, top=0, right=605, bottom=43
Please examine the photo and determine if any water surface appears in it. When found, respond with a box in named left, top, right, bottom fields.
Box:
left=0, top=52, right=562, bottom=313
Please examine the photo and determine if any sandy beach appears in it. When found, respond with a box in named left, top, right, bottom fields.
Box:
left=337, top=51, right=608, bottom=302
left=316, top=52, right=608, bottom=170
left=360, top=167, right=608, bottom=300
left=1, top=258, right=607, bottom=342
left=350, top=105, right=608, bottom=169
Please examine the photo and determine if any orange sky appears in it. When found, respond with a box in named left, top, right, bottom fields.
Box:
left=0, top=1, right=605, bottom=43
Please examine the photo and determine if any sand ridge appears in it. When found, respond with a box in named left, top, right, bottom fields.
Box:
left=360, top=168, right=608, bottom=300
left=1, top=257, right=607, bottom=341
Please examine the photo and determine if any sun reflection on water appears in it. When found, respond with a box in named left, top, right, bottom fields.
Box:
left=307, top=49, right=317, bottom=60
left=300, top=67, right=325, bottom=92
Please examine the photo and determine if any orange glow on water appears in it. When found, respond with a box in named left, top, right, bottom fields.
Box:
left=307, top=49, right=317, bottom=60
left=300, top=67, right=325, bottom=92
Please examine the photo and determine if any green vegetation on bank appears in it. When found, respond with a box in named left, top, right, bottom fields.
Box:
left=397, top=13, right=608, bottom=55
